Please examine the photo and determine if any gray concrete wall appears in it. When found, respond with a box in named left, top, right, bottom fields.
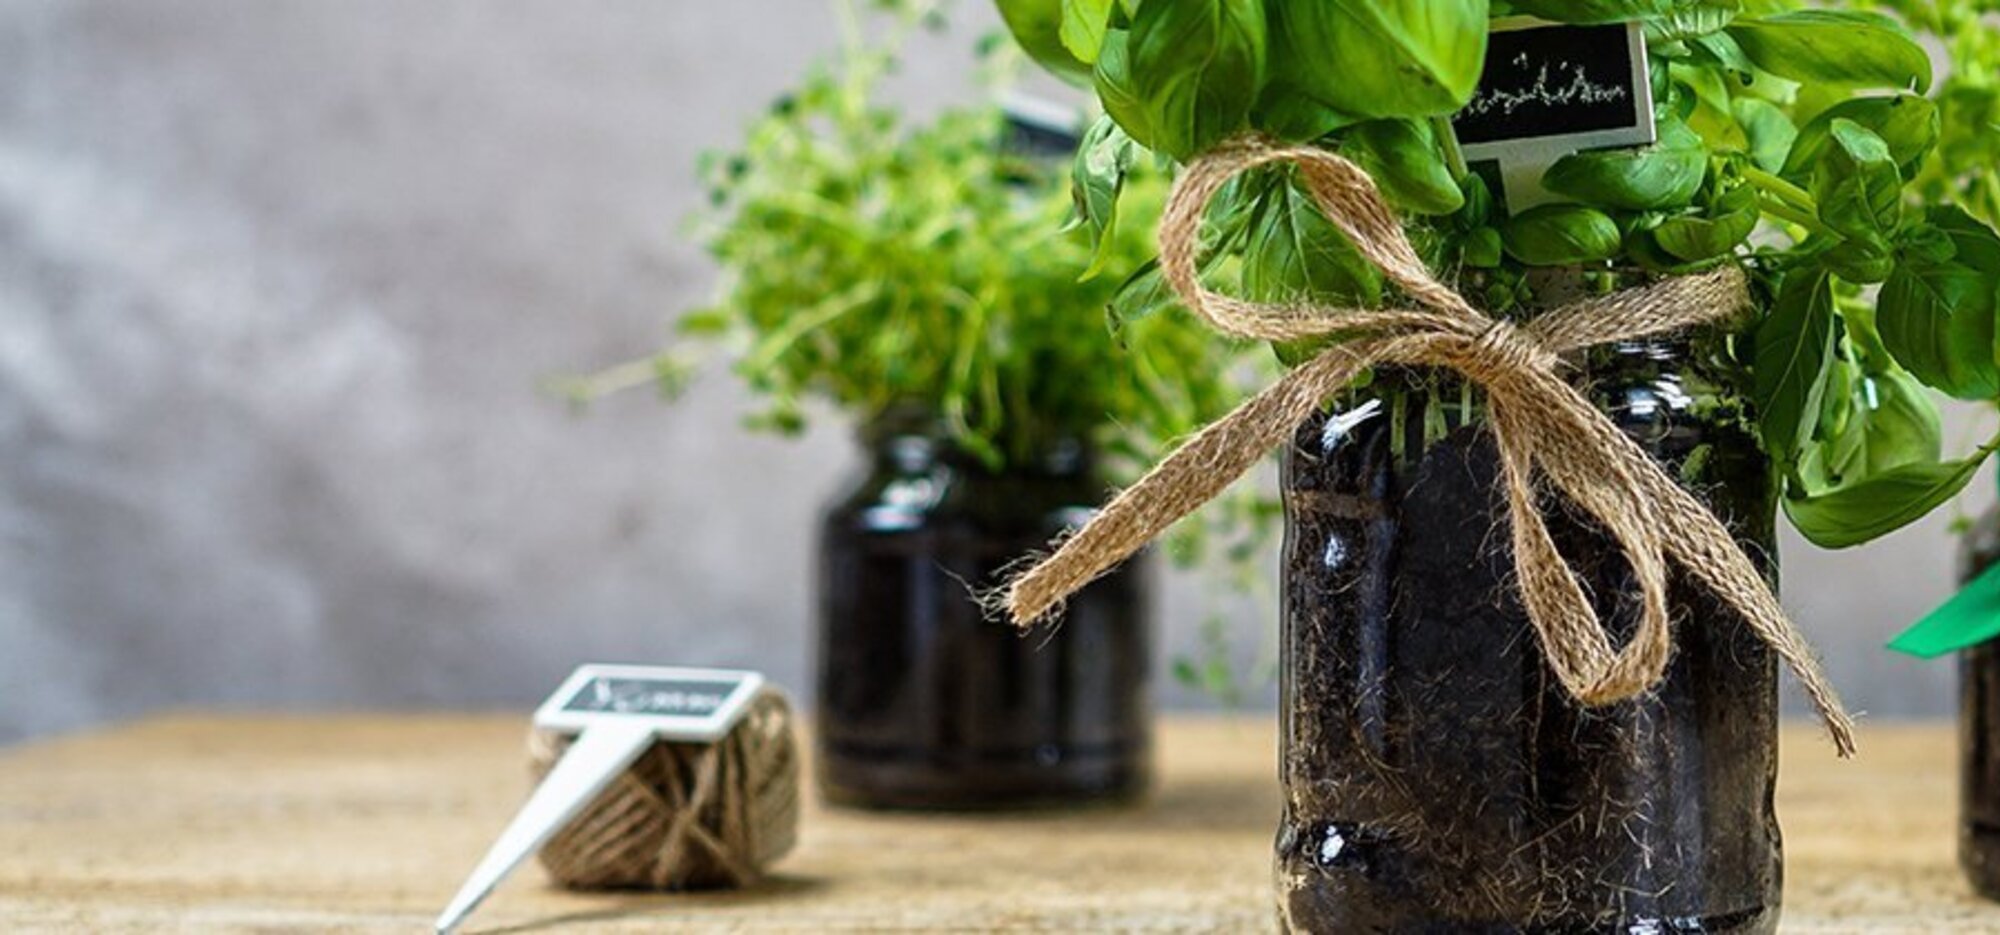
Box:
left=0, top=0, right=1979, bottom=744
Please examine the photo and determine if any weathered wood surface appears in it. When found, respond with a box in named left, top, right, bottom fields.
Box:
left=0, top=716, right=1993, bottom=932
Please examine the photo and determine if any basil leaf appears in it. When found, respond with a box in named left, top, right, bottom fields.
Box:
left=1342, top=119, right=1465, bottom=216
left=1255, top=3, right=1357, bottom=141
left=1803, top=366, right=1942, bottom=492
left=1241, top=180, right=1384, bottom=307
left=1812, top=119, right=1902, bottom=244
left=1651, top=181, right=1757, bottom=262
left=1068, top=116, right=1139, bottom=279
left=1500, top=204, right=1622, bottom=266
left=1626, top=228, right=1726, bottom=274
left=1821, top=237, right=1896, bottom=286
left=1781, top=94, right=1939, bottom=182
left=1812, top=352, right=1859, bottom=456
left=1453, top=172, right=1496, bottom=231
left=1785, top=452, right=1987, bottom=549
left=1253, top=78, right=1358, bottom=142
left=1672, top=62, right=1748, bottom=152
left=1507, top=0, right=1685, bottom=25
left=1878, top=255, right=2000, bottom=400
left=1851, top=370, right=1944, bottom=476
left=1107, top=257, right=1174, bottom=334
left=1752, top=266, right=1836, bottom=465
left=1462, top=227, right=1504, bottom=269
left=1687, top=31, right=1756, bottom=82
left=1732, top=98, right=1796, bottom=173
left=1059, top=0, right=1115, bottom=64
left=1272, top=334, right=1350, bottom=368
left=1842, top=287, right=1892, bottom=362
left=1094, top=29, right=1157, bottom=149
left=1727, top=11, right=1933, bottom=94
left=997, top=0, right=1094, bottom=87
left=1872, top=207, right=2000, bottom=401
left=1127, top=0, right=1268, bottom=159
left=1278, top=0, right=1488, bottom=121
left=1931, top=205, right=2000, bottom=274
left=1206, top=171, right=1273, bottom=250
left=1899, top=223, right=1957, bottom=266
left=1543, top=116, right=1708, bottom=211
left=1647, top=3, right=1740, bottom=44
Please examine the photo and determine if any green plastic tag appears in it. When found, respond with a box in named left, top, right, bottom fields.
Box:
left=1889, top=560, right=2000, bottom=658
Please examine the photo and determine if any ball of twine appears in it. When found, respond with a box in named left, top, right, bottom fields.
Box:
left=526, top=691, right=799, bottom=891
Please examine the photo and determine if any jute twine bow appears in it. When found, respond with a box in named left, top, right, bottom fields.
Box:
left=528, top=691, right=800, bottom=890
left=1005, top=137, right=1857, bottom=755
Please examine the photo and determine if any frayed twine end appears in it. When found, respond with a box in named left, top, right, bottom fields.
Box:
left=975, top=547, right=1068, bottom=631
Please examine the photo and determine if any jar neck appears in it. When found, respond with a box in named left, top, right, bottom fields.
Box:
left=858, top=414, right=1094, bottom=479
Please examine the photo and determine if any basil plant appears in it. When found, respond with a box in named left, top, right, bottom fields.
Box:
left=998, top=0, right=2000, bottom=551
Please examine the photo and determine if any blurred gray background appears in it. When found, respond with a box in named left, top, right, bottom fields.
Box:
left=0, top=0, right=1984, bottom=744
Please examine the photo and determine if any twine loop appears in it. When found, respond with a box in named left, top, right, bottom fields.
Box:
left=1004, top=136, right=1856, bottom=754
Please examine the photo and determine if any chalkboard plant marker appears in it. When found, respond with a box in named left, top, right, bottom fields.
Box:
left=564, top=0, right=1263, bottom=811
left=1453, top=18, right=1655, bottom=210
left=434, top=665, right=779, bottom=934
left=997, top=0, right=2000, bottom=930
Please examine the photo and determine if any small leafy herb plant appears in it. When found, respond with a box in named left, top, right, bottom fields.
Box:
left=998, top=0, right=2000, bottom=550
left=575, top=0, right=1255, bottom=475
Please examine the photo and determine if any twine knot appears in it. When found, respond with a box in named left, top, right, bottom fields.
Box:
left=1466, top=319, right=1561, bottom=379
left=1004, top=137, right=1856, bottom=755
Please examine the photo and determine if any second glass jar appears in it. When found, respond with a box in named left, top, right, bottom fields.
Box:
left=815, top=420, right=1152, bottom=810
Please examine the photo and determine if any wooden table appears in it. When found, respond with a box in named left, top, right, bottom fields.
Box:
left=0, top=716, right=1995, bottom=933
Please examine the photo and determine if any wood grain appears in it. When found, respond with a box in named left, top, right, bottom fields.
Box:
left=0, top=716, right=1993, bottom=932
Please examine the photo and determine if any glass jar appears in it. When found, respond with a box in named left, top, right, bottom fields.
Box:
left=1960, top=508, right=2000, bottom=900
left=1275, top=329, right=1782, bottom=932
left=815, top=419, right=1152, bottom=809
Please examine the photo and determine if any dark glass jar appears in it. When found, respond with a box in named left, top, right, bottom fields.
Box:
left=1959, top=508, right=2000, bottom=900
left=815, top=419, right=1152, bottom=810
left=1275, top=329, right=1782, bottom=932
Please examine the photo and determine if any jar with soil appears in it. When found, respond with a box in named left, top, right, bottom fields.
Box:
left=1274, top=281, right=1782, bottom=932
left=815, top=415, right=1152, bottom=810
left=1959, top=507, right=2000, bottom=900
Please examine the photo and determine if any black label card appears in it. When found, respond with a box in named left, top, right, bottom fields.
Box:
left=534, top=664, right=766, bottom=739
left=1453, top=19, right=1654, bottom=159
left=560, top=674, right=744, bottom=718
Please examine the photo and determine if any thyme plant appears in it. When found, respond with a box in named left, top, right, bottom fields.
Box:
left=580, top=0, right=1256, bottom=475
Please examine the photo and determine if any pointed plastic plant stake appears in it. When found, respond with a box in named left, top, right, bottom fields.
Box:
left=1889, top=561, right=2000, bottom=658
left=435, top=665, right=767, bottom=935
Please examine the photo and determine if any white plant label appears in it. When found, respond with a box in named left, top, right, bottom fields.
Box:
left=435, top=664, right=766, bottom=934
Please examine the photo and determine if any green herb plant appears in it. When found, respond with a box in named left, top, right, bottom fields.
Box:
left=1847, top=0, right=2000, bottom=227
left=1839, top=0, right=2000, bottom=657
left=997, top=0, right=2000, bottom=551
left=1848, top=0, right=2000, bottom=526
left=566, top=0, right=1282, bottom=703
left=570, top=0, right=1258, bottom=477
